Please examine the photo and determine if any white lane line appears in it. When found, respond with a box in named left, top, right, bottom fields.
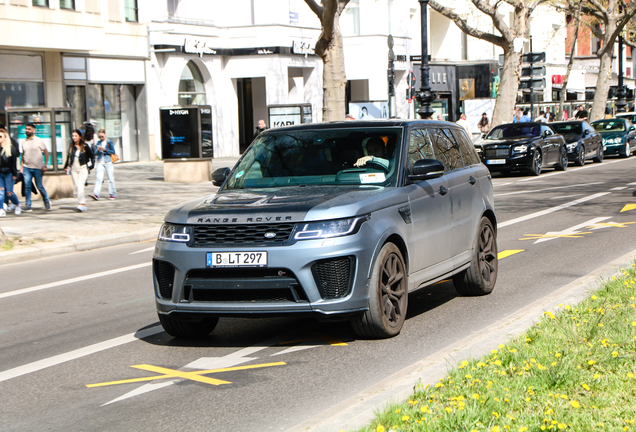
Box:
left=494, top=182, right=603, bottom=197
left=0, top=262, right=151, bottom=300
left=517, top=178, right=544, bottom=183
left=0, top=325, right=163, bottom=383
left=611, top=187, right=628, bottom=191
left=550, top=194, right=583, bottom=200
left=513, top=158, right=628, bottom=184
left=628, top=182, right=636, bottom=186
left=130, top=247, right=155, bottom=255
left=499, top=192, right=611, bottom=228
left=493, top=182, right=513, bottom=187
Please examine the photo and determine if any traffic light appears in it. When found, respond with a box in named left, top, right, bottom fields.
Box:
left=406, top=71, right=416, bottom=101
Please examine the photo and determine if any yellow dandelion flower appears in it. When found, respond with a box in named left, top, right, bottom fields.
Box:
left=520, top=427, right=529, bottom=432
left=526, top=397, right=531, bottom=402
left=551, top=362, right=557, bottom=366
left=540, top=427, right=546, bottom=431
left=376, top=425, right=385, bottom=432
left=613, top=351, right=619, bottom=357
left=592, top=295, right=598, bottom=299
left=394, top=409, right=401, bottom=413
left=493, top=426, right=501, bottom=432
left=493, top=411, right=500, bottom=418
left=558, top=423, right=567, bottom=429
left=465, top=374, right=472, bottom=379
left=555, top=352, right=562, bottom=358
left=445, top=407, right=452, bottom=414
left=435, top=383, right=443, bottom=388
left=582, top=383, right=590, bottom=390
left=628, top=373, right=634, bottom=378
left=495, top=360, right=502, bottom=366
left=632, top=322, right=636, bottom=326
left=588, top=360, right=596, bottom=365
left=472, top=393, right=480, bottom=399
left=594, top=373, right=600, bottom=379
left=598, top=323, right=604, bottom=327
left=570, top=400, right=580, bottom=408
left=401, top=415, right=410, bottom=421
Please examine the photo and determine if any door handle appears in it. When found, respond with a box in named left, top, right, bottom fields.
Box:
left=469, top=176, right=476, bottom=185
left=438, top=185, right=448, bottom=196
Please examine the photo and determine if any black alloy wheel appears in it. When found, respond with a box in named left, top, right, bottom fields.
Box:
left=623, top=142, right=632, bottom=158
left=593, top=145, right=604, bottom=163
left=555, top=147, right=568, bottom=171
left=453, top=217, right=498, bottom=295
left=529, top=150, right=542, bottom=176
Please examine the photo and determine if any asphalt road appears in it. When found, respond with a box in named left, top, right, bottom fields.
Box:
left=1, top=156, right=636, bottom=432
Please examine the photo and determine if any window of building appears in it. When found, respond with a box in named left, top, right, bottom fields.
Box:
left=178, top=61, right=206, bottom=106
left=60, top=0, right=75, bottom=10
left=124, top=0, right=138, bottom=22
left=0, top=54, right=46, bottom=115
left=32, top=0, right=49, bottom=6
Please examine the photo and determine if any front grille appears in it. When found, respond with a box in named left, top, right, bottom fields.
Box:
left=484, top=148, right=510, bottom=158
left=192, top=223, right=295, bottom=247
left=154, top=259, right=175, bottom=299
left=312, top=257, right=354, bottom=299
left=185, top=268, right=308, bottom=303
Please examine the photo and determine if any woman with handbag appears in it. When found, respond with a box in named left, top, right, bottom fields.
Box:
left=0, top=130, right=21, bottom=216
left=90, top=128, right=118, bottom=201
left=64, top=129, right=94, bottom=212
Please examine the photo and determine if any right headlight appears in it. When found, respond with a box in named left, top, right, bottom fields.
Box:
left=158, top=223, right=191, bottom=242
left=292, top=215, right=370, bottom=240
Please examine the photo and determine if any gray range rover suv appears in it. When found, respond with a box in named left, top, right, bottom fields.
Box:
left=153, top=120, right=498, bottom=339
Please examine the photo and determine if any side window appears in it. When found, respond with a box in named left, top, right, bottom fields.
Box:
left=429, top=128, right=464, bottom=171
left=540, top=125, right=552, bottom=136
left=452, top=128, right=481, bottom=166
left=408, top=128, right=435, bottom=171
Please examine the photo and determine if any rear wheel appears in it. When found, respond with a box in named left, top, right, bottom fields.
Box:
left=158, top=314, right=219, bottom=339
left=352, top=243, right=408, bottom=339
left=623, top=142, right=631, bottom=158
left=555, top=147, right=568, bottom=171
left=453, top=217, right=498, bottom=296
left=574, top=145, right=585, bottom=166
left=593, top=145, right=604, bottom=163
left=529, top=150, right=542, bottom=176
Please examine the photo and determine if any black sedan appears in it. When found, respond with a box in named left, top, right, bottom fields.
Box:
left=479, top=122, right=568, bottom=176
left=549, top=121, right=604, bottom=166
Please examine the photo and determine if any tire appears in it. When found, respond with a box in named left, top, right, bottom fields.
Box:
left=555, top=146, right=568, bottom=171
left=351, top=243, right=408, bottom=339
left=623, top=142, right=631, bottom=158
left=158, top=314, right=219, bottom=339
left=452, top=217, right=498, bottom=296
left=529, top=150, right=542, bottom=176
left=593, top=145, right=604, bottom=163
left=574, top=145, right=585, bottom=166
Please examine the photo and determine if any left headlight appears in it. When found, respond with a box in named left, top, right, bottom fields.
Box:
left=158, top=223, right=191, bottom=242
left=513, top=145, right=528, bottom=153
left=293, top=215, right=370, bottom=240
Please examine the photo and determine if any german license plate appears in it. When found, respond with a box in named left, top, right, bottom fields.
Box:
left=207, top=252, right=267, bottom=267
left=487, top=159, right=506, bottom=165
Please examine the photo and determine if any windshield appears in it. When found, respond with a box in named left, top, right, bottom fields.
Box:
left=593, top=120, right=625, bottom=132
left=225, top=127, right=402, bottom=189
left=550, top=123, right=582, bottom=135
left=486, top=124, right=540, bottom=140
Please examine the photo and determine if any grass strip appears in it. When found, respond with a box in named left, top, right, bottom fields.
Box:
left=356, top=263, right=636, bottom=432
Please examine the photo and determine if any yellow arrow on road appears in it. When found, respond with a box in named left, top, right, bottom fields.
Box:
left=621, top=204, right=636, bottom=213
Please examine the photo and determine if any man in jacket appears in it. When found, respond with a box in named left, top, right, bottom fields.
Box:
left=21, top=123, right=51, bottom=211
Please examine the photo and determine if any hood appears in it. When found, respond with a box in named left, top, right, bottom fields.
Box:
left=597, top=130, right=626, bottom=140
left=480, top=137, right=535, bottom=147
left=163, top=186, right=402, bottom=224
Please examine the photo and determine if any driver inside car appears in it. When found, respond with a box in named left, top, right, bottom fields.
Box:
left=355, top=136, right=390, bottom=169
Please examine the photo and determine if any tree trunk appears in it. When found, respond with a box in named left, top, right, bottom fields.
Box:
left=590, top=50, right=613, bottom=121
left=320, top=16, right=347, bottom=122
left=492, top=44, right=521, bottom=127
left=559, top=2, right=581, bottom=121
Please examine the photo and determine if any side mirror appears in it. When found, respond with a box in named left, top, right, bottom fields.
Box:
left=408, top=159, right=445, bottom=183
left=583, top=129, right=589, bottom=136
left=212, top=167, right=231, bottom=186
left=541, top=130, right=548, bottom=138
left=630, top=126, right=635, bottom=131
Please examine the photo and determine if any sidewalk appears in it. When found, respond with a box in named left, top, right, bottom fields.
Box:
left=0, top=158, right=240, bottom=265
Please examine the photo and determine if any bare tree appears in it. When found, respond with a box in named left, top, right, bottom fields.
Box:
left=558, top=0, right=583, bottom=120
left=555, top=0, right=636, bottom=121
left=429, top=0, right=549, bottom=127
left=304, top=0, right=350, bottom=122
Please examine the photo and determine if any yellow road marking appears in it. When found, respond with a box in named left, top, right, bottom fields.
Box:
left=519, top=232, right=592, bottom=240
left=86, top=361, right=286, bottom=388
left=588, top=222, right=636, bottom=229
left=279, top=334, right=347, bottom=346
left=498, top=250, right=524, bottom=259
left=621, top=204, right=636, bottom=213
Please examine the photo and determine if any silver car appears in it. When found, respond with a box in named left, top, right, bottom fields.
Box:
left=153, top=120, right=498, bottom=339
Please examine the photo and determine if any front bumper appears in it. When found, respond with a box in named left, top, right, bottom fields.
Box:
left=482, top=151, right=533, bottom=172
left=152, top=224, right=381, bottom=319
left=603, top=142, right=625, bottom=155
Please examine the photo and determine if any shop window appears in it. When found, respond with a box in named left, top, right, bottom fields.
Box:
left=33, top=0, right=49, bottom=6
left=1, top=82, right=45, bottom=110
left=178, top=61, right=207, bottom=106
left=60, top=0, right=75, bottom=10
left=124, top=0, right=138, bottom=22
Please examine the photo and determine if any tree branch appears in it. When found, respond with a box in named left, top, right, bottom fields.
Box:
left=304, top=0, right=324, bottom=19
left=429, top=0, right=506, bottom=47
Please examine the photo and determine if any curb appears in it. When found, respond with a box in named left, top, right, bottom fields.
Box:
left=0, top=227, right=158, bottom=265
left=286, top=247, right=636, bottom=432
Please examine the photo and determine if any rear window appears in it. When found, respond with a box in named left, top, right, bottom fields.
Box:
left=593, top=121, right=625, bottom=132
left=551, top=123, right=582, bottom=135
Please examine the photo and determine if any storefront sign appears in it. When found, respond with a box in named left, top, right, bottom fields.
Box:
left=292, top=41, right=315, bottom=56
left=268, top=104, right=312, bottom=128
left=184, top=39, right=217, bottom=57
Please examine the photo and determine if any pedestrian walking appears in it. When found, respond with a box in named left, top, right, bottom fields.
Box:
left=0, top=124, right=20, bottom=211
left=477, top=113, right=490, bottom=134
left=83, top=123, right=95, bottom=186
left=63, top=129, right=94, bottom=212
left=456, top=113, right=471, bottom=138
left=520, top=110, right=531, bottom=122
left=536, top=111, right=547, bottom=123
left=20, top=122, right=52, bottom=212
left=0, top=129, right=21, bottom=216
left=253, top=119, right=268, bottom=139
left=90, top=128, right=117, bottom=201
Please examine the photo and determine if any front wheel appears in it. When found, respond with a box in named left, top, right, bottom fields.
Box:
left=352, top=243, right=408, bottom=339
left=158, top=314, right=219, bottom=339
left=453, top=217, right=498, bottom=296
left=574, top=145, right=585, bottom=166
left=555, top=147, right=568, bottom=171
left=623, top=142, right=631, bottom=158
left=529, top=150, right=542, bottom=176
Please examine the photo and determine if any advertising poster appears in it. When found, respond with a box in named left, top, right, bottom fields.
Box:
left=349, top=102, right=389, bottom=120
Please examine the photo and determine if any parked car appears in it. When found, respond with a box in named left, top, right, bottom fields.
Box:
left=479, top=122, right=568, bottom=176
left=591, top=118, right=636, bottom=158
left=153, top=120, right=498, bottom=339
left=615, top=112, right=636, bottom=123
left=549, top=121, right=604, bottom=166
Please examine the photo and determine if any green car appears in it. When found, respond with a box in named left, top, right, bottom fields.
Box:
left=591, top=118, right=636, bottom=158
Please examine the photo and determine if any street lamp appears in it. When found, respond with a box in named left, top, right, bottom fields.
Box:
left=616, top=33, right=627, bottom=113
left=416, top=0, right=436, bottom=119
